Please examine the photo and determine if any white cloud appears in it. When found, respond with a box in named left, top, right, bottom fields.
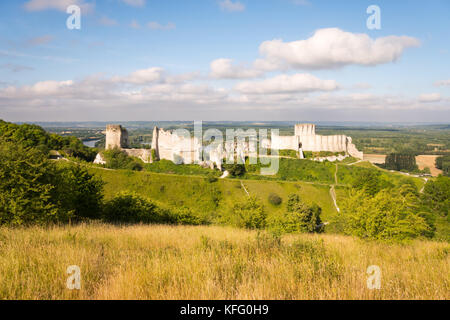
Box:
left=435, top=80, right=450, bottom=87
left=210, top=59, right=263, bottom=79
left=219, top=0, right=245, bottom=12
left=235, top=73, right=339, bottom=94
left=256, top=28, right=420, bottom=70
left=112, top=67, right=165, bottom=84
left=419, top=93, right=441, bottom=103
left=24, top=0, right=94, bottom=13
left=147, top=21, right=176, bottom=30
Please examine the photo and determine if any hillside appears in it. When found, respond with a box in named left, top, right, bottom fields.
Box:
left=91, top=167, right=338, bottom=224
left=0, top=223, right=448, bottom=300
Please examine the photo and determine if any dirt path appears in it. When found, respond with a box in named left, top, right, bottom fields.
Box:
left=240, top=181, right=250, bottom=197
left=329, top=164, right=340, bottom=213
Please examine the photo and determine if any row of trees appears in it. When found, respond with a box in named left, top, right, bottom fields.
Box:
left=436, top=155, right=450, bottom=176
left=383, top=153, right=418, bottom=172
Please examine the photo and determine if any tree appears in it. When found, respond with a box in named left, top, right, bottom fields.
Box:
left=339, top=187, right=432, bottom=241
left=352, top=169, right=381, bottom=197
left=231, top=196, right=266, bottom=229
left=51, top=163, right=104, bottom=220
left=422, top=176, right=449, bottom=217
left=0, top=140, right=63, bottom=225
left=384, top=153, right=417, bottom=172
left=283, top=194, right=323, bottom=233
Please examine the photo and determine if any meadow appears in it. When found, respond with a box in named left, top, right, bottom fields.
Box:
left=0, top=223, right=448, bottom=300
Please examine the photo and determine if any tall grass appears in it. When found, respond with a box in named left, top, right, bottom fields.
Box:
left=0, top=223, right=448, bottom=299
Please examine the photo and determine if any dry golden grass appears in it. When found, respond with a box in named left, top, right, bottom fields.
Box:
left=0, top=223, right=448, bottom=300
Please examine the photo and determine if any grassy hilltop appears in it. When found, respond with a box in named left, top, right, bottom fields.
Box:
left=0, top=223, right=448, bottom=300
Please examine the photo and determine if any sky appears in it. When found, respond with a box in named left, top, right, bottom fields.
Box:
left=0, top=0, right=449, bottom=122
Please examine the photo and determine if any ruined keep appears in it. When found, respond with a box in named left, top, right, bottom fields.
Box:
left=105, top=125, right=129, bottom=150
left=95, top=124, right=152, bottom=164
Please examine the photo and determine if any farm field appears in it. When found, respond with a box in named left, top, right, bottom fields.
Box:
left=363, top=154, right=443, bottom=177
left=0, top=223, right=448, bottom=300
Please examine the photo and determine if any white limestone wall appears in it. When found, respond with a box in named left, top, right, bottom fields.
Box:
left=153, top=128, right=201, bottom=164
left=270, top=133, right=299, bottom=150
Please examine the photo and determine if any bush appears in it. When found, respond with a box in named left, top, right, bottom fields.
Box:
left=268, top=193, right=282, bottom=206
left=224, top=164, right=246, bottom=177
left=103, top=192, right=166, bottom=223
left=101, top=147, right=143, bottom=171
left=270, top=194, right=323, bottom=234
left=223, top=196, right=266, bottom=229
left=103, top=191, right=203, bottom=225
left=207, top=173, right=218, bottom=183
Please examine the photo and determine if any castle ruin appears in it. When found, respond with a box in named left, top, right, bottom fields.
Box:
left=94, top=123, right=363, bottom=169
left=270, top=124, right=363, bottom=159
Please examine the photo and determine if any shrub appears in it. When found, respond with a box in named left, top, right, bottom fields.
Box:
left=103, top=191, right=202, bottom=225
left=101, top=147, right=143, bottom=171
left=169, top=207, right=203, bottom=225
left=103, top=192, right=165, bottom=223
left=268, top=193, right=282, bottom=206
left=270, top=194, right=323, bottom=234
left=224, top=196, right=266, bottom=229
left=151, top=149, right=158, bottom=161
left=224, top=164, right=246, bottom=177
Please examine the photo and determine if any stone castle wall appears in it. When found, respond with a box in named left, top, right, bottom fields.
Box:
left=271, top=124, right=363, bottom=158
left=96, top=123, right=363, bottom=167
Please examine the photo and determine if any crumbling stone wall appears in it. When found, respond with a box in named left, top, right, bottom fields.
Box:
left=105, top=125, right=129, bottom=150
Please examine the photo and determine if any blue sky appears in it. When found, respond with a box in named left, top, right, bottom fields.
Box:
left=0, top=0, right=449, bottom=122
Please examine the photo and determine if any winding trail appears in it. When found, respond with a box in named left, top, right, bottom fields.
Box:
left=240, top=181, right=250, bottom=197
left=330, top=163, right=340, bottom=213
